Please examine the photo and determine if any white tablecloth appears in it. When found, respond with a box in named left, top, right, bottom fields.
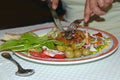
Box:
left=0, top=22, right=120, bottom=80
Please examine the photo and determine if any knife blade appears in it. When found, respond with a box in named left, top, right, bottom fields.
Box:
left=48, top=0, right=64, bottom=31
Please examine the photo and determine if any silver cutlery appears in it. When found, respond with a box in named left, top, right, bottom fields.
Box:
left=47, top=0, right=84, bottom=40
left=64, top=19, right=84, bottom=40
left=1, top=52, right=35, bottom=77
left=48, top=0, right=64, bottom=31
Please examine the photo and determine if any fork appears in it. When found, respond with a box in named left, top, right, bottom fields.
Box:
left=64, top=19, right=84, bottom=40
left=47, top=0, right=84, bottom=40
left=67, top=19, right=84, bottom=31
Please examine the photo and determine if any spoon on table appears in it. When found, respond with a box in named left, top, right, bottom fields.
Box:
left=1, top=52, right=35, bottom=77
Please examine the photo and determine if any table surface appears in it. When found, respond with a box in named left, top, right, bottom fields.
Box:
left=0, top=22, right=120, bottom=80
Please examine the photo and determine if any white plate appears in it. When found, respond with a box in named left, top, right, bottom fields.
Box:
left=15, top=26, right=119, bottom=64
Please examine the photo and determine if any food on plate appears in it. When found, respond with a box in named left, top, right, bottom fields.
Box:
left=1, top=33, right=21, bottom=41
left=55, top=30, right=86, bottom=44
left=0, top=28, right=111, bottom=59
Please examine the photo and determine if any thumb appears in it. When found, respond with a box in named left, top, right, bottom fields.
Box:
left=52, top=0, right=59, bottom=9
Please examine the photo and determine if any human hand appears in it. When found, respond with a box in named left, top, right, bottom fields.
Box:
left=41, top=0, right=59, bottom=9
left=84, top=0, right=114, bottom=22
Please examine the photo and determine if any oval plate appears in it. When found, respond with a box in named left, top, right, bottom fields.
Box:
left=15, top=26, right=119, bottom=64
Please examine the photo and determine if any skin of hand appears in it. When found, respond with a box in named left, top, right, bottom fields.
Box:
left=84, top=0, right=114, bottom=22
left=41, top=0, right=59, bottom=9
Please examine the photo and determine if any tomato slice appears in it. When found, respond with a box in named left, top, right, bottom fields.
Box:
left=29, top=50, right=66, bottom=59
left=39, top=53, right=51, bottom=58
left=29, top=51, right=51, bottom=58
left=29, top=51, right=41, bottom=57
left=54, top=54, right=66, bottom=59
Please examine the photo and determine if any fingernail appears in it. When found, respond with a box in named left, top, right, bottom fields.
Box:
left=84, top=17, right=89, bottom=23
left=53, top=5, right=57, bottom=10
left=52, top=2, right=57, bottom=10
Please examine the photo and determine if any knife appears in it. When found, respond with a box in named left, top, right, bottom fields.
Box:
left=48, top=0, right=64, bottom=31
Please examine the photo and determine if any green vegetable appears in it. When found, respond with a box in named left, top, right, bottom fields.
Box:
left=0, top=32, right=64, bottom=52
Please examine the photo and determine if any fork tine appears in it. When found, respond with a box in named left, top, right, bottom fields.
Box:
left=68, top=19, right=84, bottom=31
left=64, top=19, right=84, bottom=40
